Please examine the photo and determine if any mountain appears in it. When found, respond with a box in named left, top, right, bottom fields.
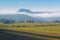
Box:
left=0, top=14, right=60, bottom=23
left=0, top=14, right=44, bottom=23
left=18, top=8, right=53, bottom=14
left=0, top=18, right=15, bottom=24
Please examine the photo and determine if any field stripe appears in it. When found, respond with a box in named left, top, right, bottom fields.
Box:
left=1, top=30, right=60, bottom=40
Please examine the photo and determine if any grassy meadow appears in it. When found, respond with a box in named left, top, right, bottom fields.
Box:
left=0, top=23, right=60, bottom=40
left=0, top=23, right=60, bottom=35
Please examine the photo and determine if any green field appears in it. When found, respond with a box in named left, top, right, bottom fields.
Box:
left=0, top=23, right=60, bottom=40
left=0, top=23, right=60, bottom=34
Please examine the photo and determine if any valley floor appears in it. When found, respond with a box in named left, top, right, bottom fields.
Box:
left=0, top=29, right=60, bottom=40
left=0, top=23, right=60, bottom=40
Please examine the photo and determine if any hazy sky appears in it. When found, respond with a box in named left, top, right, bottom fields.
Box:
left=0, top=0, right=60, bottom=18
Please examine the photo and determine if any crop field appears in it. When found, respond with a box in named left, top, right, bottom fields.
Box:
left=0, top=23, right=60, bottom=40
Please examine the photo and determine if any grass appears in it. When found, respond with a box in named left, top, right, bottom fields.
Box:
left=0, top=23, right=60, bottom=40
left=0, top=23, right=60, bottom=36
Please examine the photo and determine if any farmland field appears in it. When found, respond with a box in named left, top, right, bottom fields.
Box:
left=0, top=23, right=60, bottom=40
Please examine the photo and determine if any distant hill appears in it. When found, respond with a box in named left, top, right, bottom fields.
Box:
left=0, top=14, right=47, bottom=23
left=0, top=14, right=60, bottom=23
left=0, top=18, right=15, bottom=24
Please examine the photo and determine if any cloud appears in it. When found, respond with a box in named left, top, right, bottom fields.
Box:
left=18, top=8, right=53, bottom=14
left=24, top=12, right=60, bottom=18
left=0, top=8, right=60, bottom=18
left=17, top=8, right=60, bottom=18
